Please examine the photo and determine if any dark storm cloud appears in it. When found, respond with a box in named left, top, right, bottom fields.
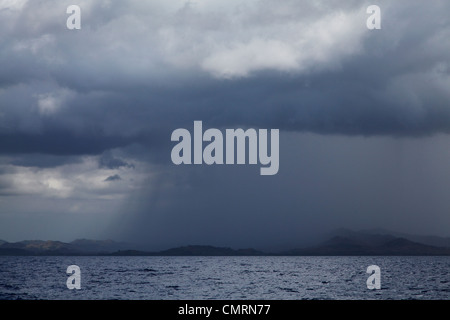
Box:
left=0, top=0, right=448, bottom=160
left=99, top=152, right=135, bottom=169
left=2, top=0, right=450, bottom=244
left=0, top=130, right=134, bottom=155
left=9, top=154, right=82, bottom=168
left=110, top=132, right=450, bottom=250
left=104, top=174, right=121, bottom=182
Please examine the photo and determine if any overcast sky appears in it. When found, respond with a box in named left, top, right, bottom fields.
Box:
left=1, top=0, right=450, bottom=250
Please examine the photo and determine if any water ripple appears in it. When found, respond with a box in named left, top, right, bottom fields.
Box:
left=0, top=256, right=449, bottom=299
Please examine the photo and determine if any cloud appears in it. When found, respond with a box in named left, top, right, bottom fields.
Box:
left=2, top=0, right=450, bottom=244
left=0, top=0, right=448, bottom=149
left=34, top=88, right=74, bottom=115
left=0, top=0, right=28, bottom=11
left=0, top=156, right=146, bottom=198
left=104, top=174, right=121, bottom=182
left=201, top=9, right=365, bottom=78
left=99, top=152, right=135, bottom=170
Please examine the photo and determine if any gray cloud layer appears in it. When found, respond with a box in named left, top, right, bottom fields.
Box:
left=1, top=0, right=449, bottom=153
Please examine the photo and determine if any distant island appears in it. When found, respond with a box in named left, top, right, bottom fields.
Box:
left=1, top=229, right=450, bottom=256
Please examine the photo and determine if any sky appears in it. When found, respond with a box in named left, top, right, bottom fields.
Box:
left=1, top=0, right=450, bottom=250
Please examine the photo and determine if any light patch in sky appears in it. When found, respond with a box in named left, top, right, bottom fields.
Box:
left=0, top=156, right=146, bottom=199
left=0, top=0, right=28, bottom=11
left=201, top=10, right=366, bottom=78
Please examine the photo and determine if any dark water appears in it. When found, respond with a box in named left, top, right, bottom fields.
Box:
left=0, top=256, right=449, bottom=300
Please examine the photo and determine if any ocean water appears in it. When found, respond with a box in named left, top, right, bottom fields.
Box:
left=0, top=256, right=449, bottom=300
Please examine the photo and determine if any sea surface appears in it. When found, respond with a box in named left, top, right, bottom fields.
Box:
left=0, top=256, right=449, bottom=300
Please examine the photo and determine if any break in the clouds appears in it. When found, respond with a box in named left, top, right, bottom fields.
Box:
left=1, top=0, right=450, bottom=246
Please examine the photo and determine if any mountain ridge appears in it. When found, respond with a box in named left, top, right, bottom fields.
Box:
left=1, top=230, right=450, bottom=256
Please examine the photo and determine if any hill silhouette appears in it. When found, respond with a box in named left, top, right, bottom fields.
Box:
left=1, top=230, right=450, bottom=256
